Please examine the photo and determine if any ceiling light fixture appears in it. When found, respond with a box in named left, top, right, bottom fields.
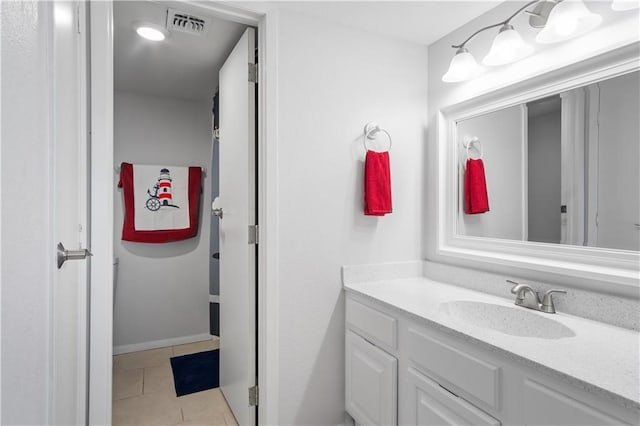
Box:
left=133, top=21, right=169, bottom=41
left=442, top=0, right=602, bottom=83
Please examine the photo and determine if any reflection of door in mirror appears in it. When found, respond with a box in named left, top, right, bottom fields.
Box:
left=527, top=95, right=561, bottom=245
left=596, top=72, right=640, bottom=251
left=456, top=71, right=639, bottom=252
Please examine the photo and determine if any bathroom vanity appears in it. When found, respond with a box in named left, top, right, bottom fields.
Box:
left=342, top=4, right=640, bottom=425
left=344, top=276, right=639, bottom=426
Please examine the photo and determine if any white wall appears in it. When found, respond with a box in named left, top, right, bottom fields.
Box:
left=528, top=109, right=561, bottom=244
left=425, top=2, right=639, bottom=276
left=457, top=105, right=525, bottom=240
left=274, top=9, right=427, bottom=425
left=113, top=91, right=212, bottom=349
left=1, top=2, right=53, bottom=423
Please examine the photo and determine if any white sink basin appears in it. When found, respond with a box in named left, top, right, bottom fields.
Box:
left=439, top=300, right=576, bottom=339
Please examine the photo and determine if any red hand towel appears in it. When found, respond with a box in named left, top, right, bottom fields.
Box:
left=464, top=158, right=490, bottom=214
left=364, top=150, right=392, bottom=216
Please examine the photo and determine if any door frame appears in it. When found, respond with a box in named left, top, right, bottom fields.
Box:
left=88, top=2, right=279, bottom=424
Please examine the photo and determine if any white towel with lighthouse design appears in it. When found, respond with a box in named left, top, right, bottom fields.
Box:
left=133, top=165, right=190, bottom=231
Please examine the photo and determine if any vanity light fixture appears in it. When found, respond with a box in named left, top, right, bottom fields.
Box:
left=611, top=0, right=640, bottom=11
left=442, top=48, right=484, bottom=83
left=133, top=21, right=169, bottom=41
left=483, top=24, right=535, bottom=66
left=442, top=0, right=602, bottom=83
left=536, top=0, right=602, bottom=43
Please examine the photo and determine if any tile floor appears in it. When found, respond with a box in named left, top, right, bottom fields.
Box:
left=113, top=338, right=237, bottom=426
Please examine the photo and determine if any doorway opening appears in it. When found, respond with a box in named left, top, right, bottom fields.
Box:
left=110, top=1, right=258, bottom=424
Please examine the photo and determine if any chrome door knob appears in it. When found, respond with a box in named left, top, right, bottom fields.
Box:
left=57, top=242, right=92, bottom=269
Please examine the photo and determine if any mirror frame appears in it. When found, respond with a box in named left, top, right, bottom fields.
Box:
left=437, top=43, right=640, bottom=297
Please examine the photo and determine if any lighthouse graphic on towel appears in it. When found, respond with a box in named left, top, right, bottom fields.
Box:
left=146, top=168, right=180, bottom=211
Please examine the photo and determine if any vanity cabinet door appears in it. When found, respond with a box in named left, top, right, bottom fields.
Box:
left=405, top=368, right=501, bottom=426
left=346, top=330, right=397, bottom=426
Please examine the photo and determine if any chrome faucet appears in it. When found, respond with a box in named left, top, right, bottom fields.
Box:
left=506, top=280, right=566, bottom=314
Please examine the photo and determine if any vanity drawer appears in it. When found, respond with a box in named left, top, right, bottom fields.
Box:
left=346, top=297, right=397, bottom=352
left=406, top=367, right=501, bottom=426
left=523, top=378, right=636, bottom=425
left=408, top=326, right=501, bottom=410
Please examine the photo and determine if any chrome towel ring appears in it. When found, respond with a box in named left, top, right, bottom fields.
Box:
left=364, top=122, right=392, bottom=152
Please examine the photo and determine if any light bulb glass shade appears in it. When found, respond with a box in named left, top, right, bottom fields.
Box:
left=482, top=25, right=535, bottom=66
left=442, top=48, right=483, bottom=83
left=536, top=0, right=602, bottom=44
left=611, top=0, right=640, bottom=10
left=133, top=22, right=168, bottom=41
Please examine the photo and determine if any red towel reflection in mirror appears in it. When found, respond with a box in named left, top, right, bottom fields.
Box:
left=464, top=158, right=490, bottom=214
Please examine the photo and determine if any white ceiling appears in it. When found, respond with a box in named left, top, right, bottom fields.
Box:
left=114, top=1, right=248, bottom=101
left=114, top=1, right=504, bottom=101
left=234, top=1, right=504, bottom=46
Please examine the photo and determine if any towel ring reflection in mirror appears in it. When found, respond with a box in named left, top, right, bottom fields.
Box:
left=364, top=122, right=392, bottom=152
left=463, top=135, right=483, bottom=160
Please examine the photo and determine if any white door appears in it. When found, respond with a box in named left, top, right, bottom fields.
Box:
left=52, top=1, right=90, bottom=424
left=218, top=27, right=257, bottom=425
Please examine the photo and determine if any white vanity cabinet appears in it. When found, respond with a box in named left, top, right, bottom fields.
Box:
left=405, top=367, right=501, bottom=426
left=344, top=293, right=640, bottom=426
left=346, top=298, right=398, bottom=425
left=346, top=331, right=397, bottom=425
left=403, top=324, right=503, bottom=425
left=521, top=378, right=636, bottom=425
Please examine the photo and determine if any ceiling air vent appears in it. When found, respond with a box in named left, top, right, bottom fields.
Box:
left=166, top=9, right=209, bottom=35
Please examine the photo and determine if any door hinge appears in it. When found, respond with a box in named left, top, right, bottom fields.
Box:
left=248, top=225, right=259, bottom=245
left=249, top=385, right=259, bottom=406
left=248, top=63, right=258, bottom=83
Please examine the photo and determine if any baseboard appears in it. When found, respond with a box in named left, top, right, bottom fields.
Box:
left=113, top=333, right=213, bottom=355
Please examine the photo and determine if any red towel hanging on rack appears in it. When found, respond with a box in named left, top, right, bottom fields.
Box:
left=464, top=158, right=490, bottom=214
left=364, top=150, right=392, bottom=216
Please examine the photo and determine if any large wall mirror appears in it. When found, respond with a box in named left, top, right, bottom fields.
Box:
left=457, top=70, right=639, bottom=252
left=438, top=45, right=640, bottom=293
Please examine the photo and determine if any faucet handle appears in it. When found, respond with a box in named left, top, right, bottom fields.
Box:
left=506, top=280, right=533, bottom=302
left=541, top=289, right=567, bottom=313
left=506, top=280, right=522, bottom=298
left=506, top=279, right=519, bottom=289
left=506, top=279, right=524, bottom=293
